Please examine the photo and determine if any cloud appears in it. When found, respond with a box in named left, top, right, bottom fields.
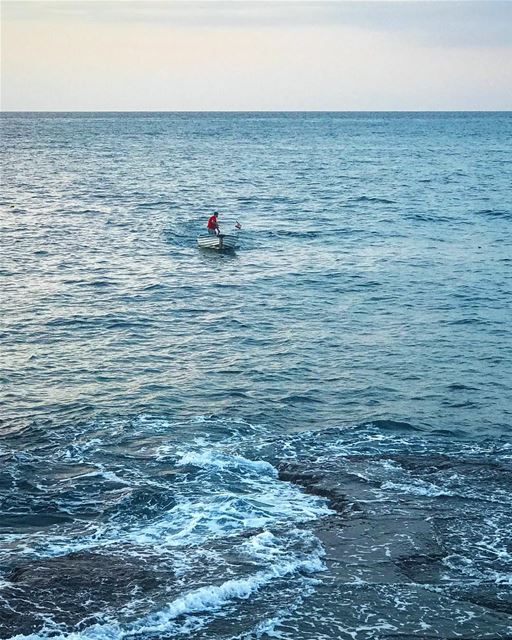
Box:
left=3, top=1, right=512, bottom=48
left=3, top=1, right=511, bottom=110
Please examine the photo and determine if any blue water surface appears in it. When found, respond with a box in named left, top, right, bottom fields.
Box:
left=2, top=112, right=511, bottom=435
left=0, top=112, right=511, bottom=640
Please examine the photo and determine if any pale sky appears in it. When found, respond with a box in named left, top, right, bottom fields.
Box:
left=1, top=0, right=511, bottom=110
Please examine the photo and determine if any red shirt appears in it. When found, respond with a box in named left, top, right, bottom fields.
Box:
left=207, top=215, right=218, bottom=230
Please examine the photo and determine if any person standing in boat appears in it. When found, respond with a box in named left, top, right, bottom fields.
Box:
left=207, top=212, right=220, bottom=236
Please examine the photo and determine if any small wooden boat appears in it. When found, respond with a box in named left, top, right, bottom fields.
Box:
left=197, top=233, right=239, bottom=251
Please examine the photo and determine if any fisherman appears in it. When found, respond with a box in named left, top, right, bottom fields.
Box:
left=207, top=211, right=220, bottom=236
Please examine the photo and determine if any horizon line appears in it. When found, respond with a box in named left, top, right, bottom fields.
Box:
left=2, top=109, right=511, bottom=114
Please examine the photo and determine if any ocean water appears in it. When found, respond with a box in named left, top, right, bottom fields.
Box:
left=0, top=112, right=511, bottom=639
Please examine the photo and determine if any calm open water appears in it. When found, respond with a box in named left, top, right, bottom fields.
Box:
left=0, top=112, right=511, bottom=639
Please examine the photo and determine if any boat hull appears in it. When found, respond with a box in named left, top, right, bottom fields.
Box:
left=197, top=234, right=239, bottom=251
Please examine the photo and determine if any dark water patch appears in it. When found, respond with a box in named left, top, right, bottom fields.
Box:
left=441, top=399, right=480, bottom=409
left=347, top=278, right=382, bottom=290
left=406, top=212, right=453, bottom=223
left=265, top=229, right=325, bottom=239
left=429, top=427, right=468, bottom=438
left=445, top=317, right=490, bottom=326
left=141, top=282, right=166, bottom=291
left=45, top=314, right=153, bottom=330
left=365, top=419, right=425, bottom=434
left=280, top=393, right=323, bottom=406
left=76, top=279, right=119, bottom=288
left=57, top=208, right=103, bottom=216
left=475, top=208, right=512, bottom=220
left=106, top=218, right=131, bottom=227
left=350, top=195, right=395, bottom=204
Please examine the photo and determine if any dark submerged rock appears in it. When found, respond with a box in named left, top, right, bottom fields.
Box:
left=0, top=548, right=172, bottom=637
left=277, top=462, right=350, bottom=514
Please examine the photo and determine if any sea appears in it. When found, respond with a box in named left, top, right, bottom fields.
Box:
left=0, top=111, right=511, bottom=640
